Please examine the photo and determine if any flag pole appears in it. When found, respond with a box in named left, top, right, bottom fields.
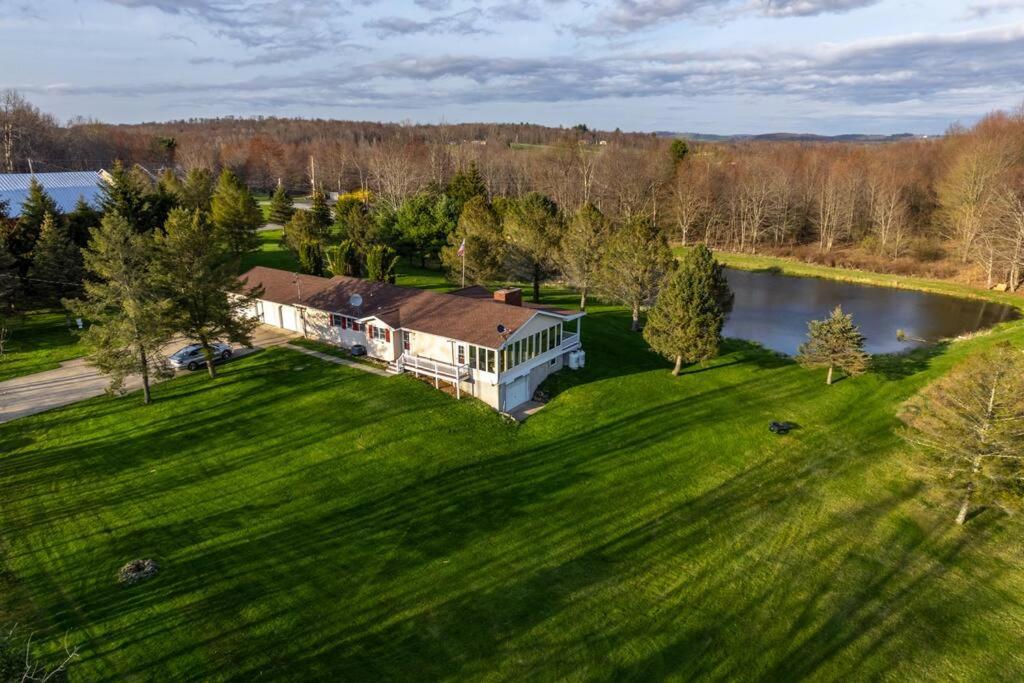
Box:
left=461, top=250, right=465, bottom=288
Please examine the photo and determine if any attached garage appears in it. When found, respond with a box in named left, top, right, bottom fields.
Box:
left=277, top=304, right=301, bottom=332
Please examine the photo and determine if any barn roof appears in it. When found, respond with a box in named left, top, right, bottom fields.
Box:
left=0, top=171, right=107, bottom=215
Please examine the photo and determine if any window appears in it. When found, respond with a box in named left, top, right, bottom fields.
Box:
left=469, top=346, right=477, bottom=369
left=351, top=320, right=362, bottom=332
left=486, top=349, right=495, bottom=373
left=369, top=326, right=388, bottom=341
left=541, top=330, right=549, bottom=353
left=549, top=326, right=555, bottom=348
left=457, top=345, right=465, bottom=365
left=403, top=332, right=411, bottom=351
left=556, top=324, right=562, bottom=346
left=330, top=313, right=344, bottom=327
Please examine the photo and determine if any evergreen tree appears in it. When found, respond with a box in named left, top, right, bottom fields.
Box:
left=796, top=305, right=870, bottom=385
left=267, top=182, right=295, bottom=225
left=446, top=162, right=487, bottom=210
left=598, top=216, right=675, bottom=331
left=65, top=196, right=102, bottom=247
left=365, top=243, right=399, bottom=283
left=30, top=212, right=84, bottom=308
left=559, top=203, right=610, bottom=310
left=308, top=188, right=332, bottom=234
left=298, top=240, right=326, bottom=277
left=396, top=192, right=447, bottom=266
left=10, top=178, right=60, bottom=273
left=670, top=139, right=690, bottom=164
left=502, top=192, right=562, bottom=303
left=900, top=343, right=1024, bottom=525
left=211, top=169, right=262, bottom=256
left=441, top=195, right=505, bottom=286
left=66, top=214, right=175, bottom=404
left=180, top=168, right=215, bottom=213
left=282, top=209, right=330, bottom=256
left=643, top=244, right=733, bottom=375
left=325, top=240, right=361, bottom=277
left=0, top=236, right=20, bottom=312
left=100, top=161, right=165, bottom=232
left=154, top=208, right=262, bottom=378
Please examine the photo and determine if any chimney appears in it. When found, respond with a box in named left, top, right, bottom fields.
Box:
left=494, top=288, right=522, bottom=307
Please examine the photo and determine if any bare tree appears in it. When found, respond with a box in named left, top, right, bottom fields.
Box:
left=937, top=140, right=1008, bottom=264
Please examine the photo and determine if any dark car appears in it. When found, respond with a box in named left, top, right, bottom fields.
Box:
left=349, top=344, right=367, bottom=357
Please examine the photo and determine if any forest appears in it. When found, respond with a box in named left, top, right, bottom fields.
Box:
left=3, top=90, right=1024, bottom=292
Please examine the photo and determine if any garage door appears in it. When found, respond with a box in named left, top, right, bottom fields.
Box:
left=278, top=305, right=300, bottom=332
left=505, top=376, right=530, bottom=411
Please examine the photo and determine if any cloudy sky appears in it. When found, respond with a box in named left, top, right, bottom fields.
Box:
left=2, top=0, right=1024, bottom=134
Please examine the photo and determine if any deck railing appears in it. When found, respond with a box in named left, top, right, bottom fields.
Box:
left=393, top=353, right=471, bottom=397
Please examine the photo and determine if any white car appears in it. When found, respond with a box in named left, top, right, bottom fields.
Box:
left=169, top=342, right=233, bottom=371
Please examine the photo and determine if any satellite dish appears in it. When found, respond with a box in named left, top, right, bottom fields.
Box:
left=349, top=293, right=363, bottom=307
left=497, top=324, right=506, bottom=334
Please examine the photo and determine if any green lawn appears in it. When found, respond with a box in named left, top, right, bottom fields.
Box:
left=2, top=277, right=1024, bottom=679
left=240, top=229, right=299, bottom=273
left=0, top=311, right=86, bottom=382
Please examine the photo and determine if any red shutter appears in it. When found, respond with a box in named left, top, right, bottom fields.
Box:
left=367, top=325, right=374, bottom=338
left=385, top=329, right=391, bottom=342
left=341, top=317, right=348, bottom=330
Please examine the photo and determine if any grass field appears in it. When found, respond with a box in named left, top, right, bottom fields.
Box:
left=2, top=269, right=1024, bottom=678
left=0, top=311, right=86, bottom=382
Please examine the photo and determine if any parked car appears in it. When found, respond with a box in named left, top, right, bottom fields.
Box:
left=169, top=342, right=233, bottom=371
left=349, top=344, right=367, bottom=357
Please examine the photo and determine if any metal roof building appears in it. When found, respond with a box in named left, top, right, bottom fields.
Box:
left=0, top=171, right=108, bottom=216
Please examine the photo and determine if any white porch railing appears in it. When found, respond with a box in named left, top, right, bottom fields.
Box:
left=392, top=353, right=471, bottom=398
left=561, top=333, right=581, bottom=352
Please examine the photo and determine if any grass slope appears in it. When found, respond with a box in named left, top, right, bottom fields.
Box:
left=0, top=311, right=86, bottom=382
left=2, top=282, right=1023, bottom=680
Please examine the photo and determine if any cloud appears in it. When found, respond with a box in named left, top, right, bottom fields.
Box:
left=34, top=23, right=1024, bottom=123
left=581, top=0, right=880, bottom=33
left=104, top=0, right=349, bottom=63
left=964, top=0, right=1024, bottom=19
left=414, top=0, right=453, bottom=9
left=363, top=8, right=492, bottom=38
left=487, top=0, right=542, bottom=21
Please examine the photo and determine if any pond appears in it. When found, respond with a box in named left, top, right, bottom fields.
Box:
left=723, top=268, right=1020, bottom=356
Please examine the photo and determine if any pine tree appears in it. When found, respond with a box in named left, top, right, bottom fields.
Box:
left=65, top=196, right=102, bottom=247
left=267, top=182, right=295, bottom=225
left=298, top=240, right=326, bottom=277
left=211, top=169, right=262, bottom=257
left=30, top=213, right=84, bottom=308
left=598, top=216, right=675, bottom=331
left=10, top=178, right=60, bottom=273
left=308, top=188, right=332, bottom=233
left=441, top=195, right=504, bottom=286
left=796, top=305, right=870, bottom=385
left=0, top=236, right=20, bottom=312
left=100, top=160, right=164, bottom=232
left=180, top=168, right=214, bottom=213
left=900, top=343, right=1024, bottom=525
left=153, top=208, right=262, bottom=378
left=66, top=214, right=175, bottom=404
left=502, top=192, right=562, bottom=303
left=365, top=243, right=399, bottom=283
left=446, top=162, right=487, bottom=210
left=644, top=244, right=734, bottom=375
left=559, top=203, right=610, bottom=310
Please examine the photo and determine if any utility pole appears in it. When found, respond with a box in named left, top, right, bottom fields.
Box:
left=309, top=155, right=316, bottom=195
left=27, top=157, right=33, bottom=175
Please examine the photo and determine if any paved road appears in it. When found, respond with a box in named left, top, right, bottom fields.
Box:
left=0, top=326, right=297, bottom=425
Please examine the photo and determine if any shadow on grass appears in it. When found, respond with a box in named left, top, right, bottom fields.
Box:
left=872, top=341, right=950, bottom=381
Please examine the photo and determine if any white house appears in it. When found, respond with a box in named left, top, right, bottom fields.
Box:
left=238, top=266, right=585, bottom=412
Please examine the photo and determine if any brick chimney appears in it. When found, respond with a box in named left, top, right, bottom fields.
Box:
left=494, top=288, right=522, bottom=307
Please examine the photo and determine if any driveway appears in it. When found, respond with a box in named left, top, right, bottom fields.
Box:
left=0, top=325, right=297, bottom=425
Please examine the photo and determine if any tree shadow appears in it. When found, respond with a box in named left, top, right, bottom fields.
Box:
left=872, top=341, right=949, bottom=381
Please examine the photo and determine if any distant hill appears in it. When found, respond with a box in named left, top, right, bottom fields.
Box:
left=655, top=131, right=927, bottom=144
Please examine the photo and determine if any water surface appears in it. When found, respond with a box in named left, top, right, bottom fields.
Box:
left=724, top=268, right=1020, bottom=355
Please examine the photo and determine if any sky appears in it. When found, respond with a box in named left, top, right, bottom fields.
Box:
left=2, top=0, right=1024, bottom=134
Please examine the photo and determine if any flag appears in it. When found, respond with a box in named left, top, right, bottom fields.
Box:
left=457, top=239, right=466, bottom=257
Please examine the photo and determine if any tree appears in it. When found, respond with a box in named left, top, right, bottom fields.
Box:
left=441, top=195, right=505, bottom=286
left=502, top=192, right=562, bottom=303
left=100, top=161, right=170, bottom=232
left=211, top=169, right=262, bottom=256
left=308, top=188, right=333, bottom=234
left=597, top=216, right=674, bottom=331
left=0, top=236, right=19, bottom=313
left=267, top=182, right=295, bottom=225
left=179, top=167, right=214, bottom=213
left=30, top=213, right=83, bottom=309
left=65, top=196, right=101, bottom=248
left=9, top=178, right=60, bottom=273
left=559, top=203, right=610, bottom=310
left=446, top=162, right=487, bottom=209
left=298, top=240, right=326, bottom=277
left=154, top=208, right=262, bottom=378
left=900, top=343, right=1024, bottom=525
left=644, top=244, right=733, bottom=375
left=365, top=243, right=399, bottom=283
left=325, top=240, right=361, bottom=277
left=395, top=192, right=448, bottom=266
left=796, top=305, right=870, bottom=385
left=66, top=214, right=175, bottom=404
left=670, top=138, right=690, bottom=164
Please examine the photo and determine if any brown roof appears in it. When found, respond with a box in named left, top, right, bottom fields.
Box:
left=238, top=266, right=563, bottom=348
left=450, top=284, right=579, bottom=317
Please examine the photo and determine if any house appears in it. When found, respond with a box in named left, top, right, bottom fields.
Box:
left=238, top=266, right=585, bottom=413
left=0, top=170, right=109, bottom=214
